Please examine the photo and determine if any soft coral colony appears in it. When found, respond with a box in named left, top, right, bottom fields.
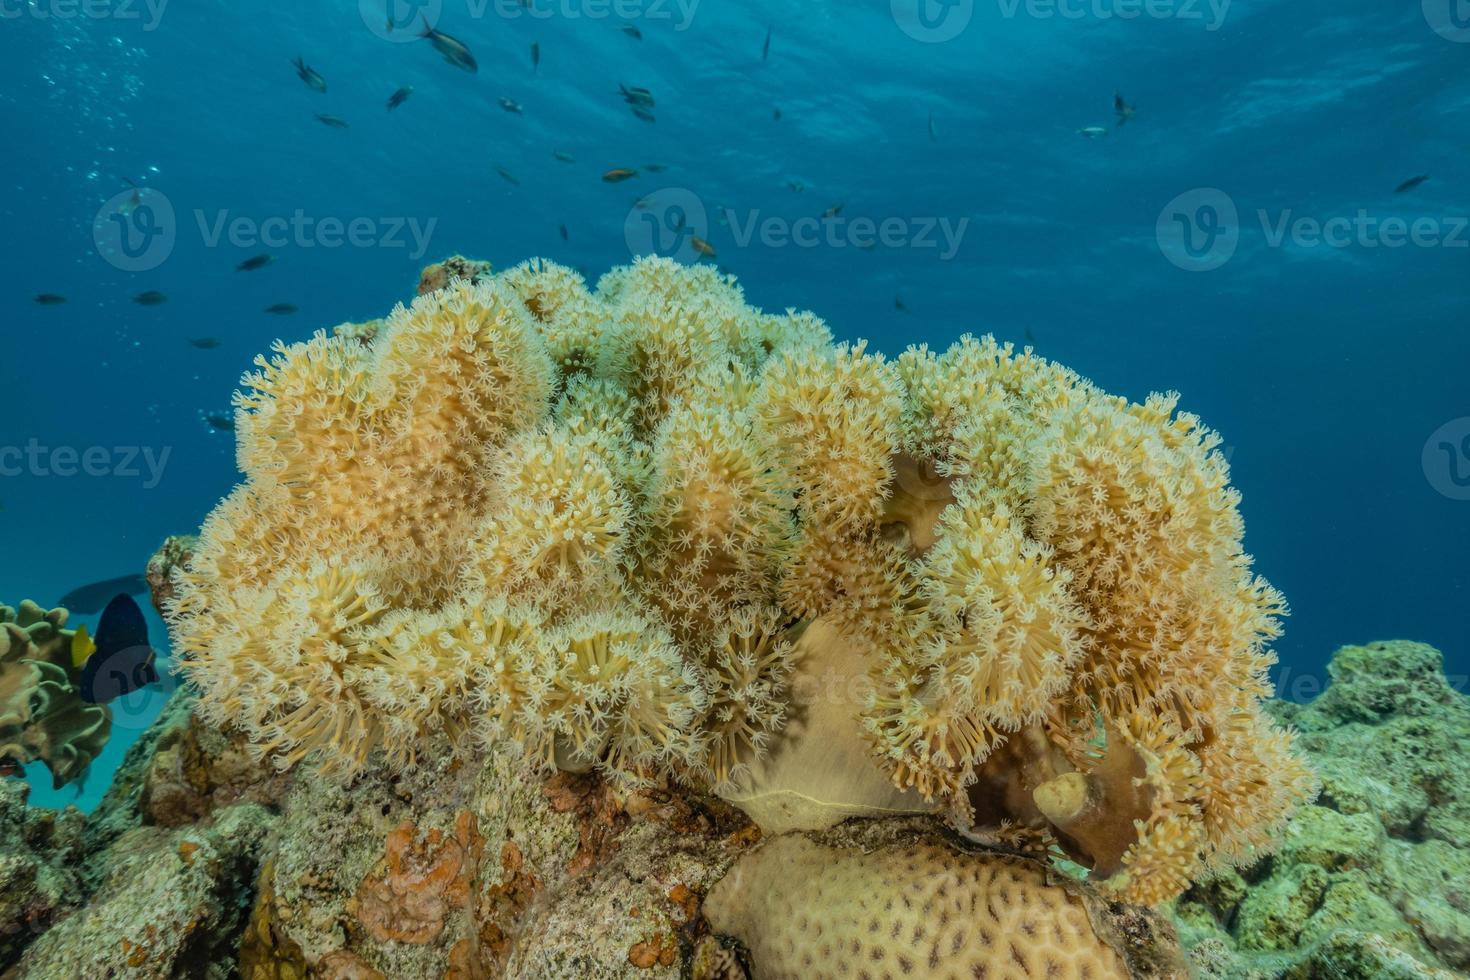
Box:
left=169, top=255, right=1315, bottom=905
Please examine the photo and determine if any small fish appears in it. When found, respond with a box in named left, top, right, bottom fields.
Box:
left=316, top=113, right=350, bottom=129
left=496, top=166, right=521, bottom=185
left=773, top=107, right=782, bottom=121
left=1025, top=327, right=1037, bottom=345
left=499, top=97, right=523, bottom=114
left=188, top=337, right=223, bottom=349
left=117, top=178, right=143, bottom=217
left=531, top=42, right=540, bottom=73
left=264, top=303, right=298, bottom=315
left=928, top=111, right=937, bottom=142
left=1395, top=174, right=1430, bottom=194
left=236, top=253, right=274, bottom=271
left=202, top=410, right=236, bottom=432
left=822, top=203, right=844, bottom=219
left=620, top=23, right=642, bottom=40
left=386, top=86, right=414, bottom=110
left=77, top=593, right=159, bottom=705
left=1077, top=126, right=1109, bottom=139
left=895, top=296, right=909, bottom=313
left=619, top=84, right=655, bottom=108
left=293, top=56, right=327, bottom=93
left=603, top=168, right=639, bottom=183
left=421, top=18, right=479, bottom=73
left=1114, top=92, right=1136, bottom=127
left=0, top=758, right=18, bottom=779
left=762, top=26, right=771, bottom=62
left=630, top=105, right=656, bottom=123
left=559, top=223, right=569, bottom=242
left=133, top=290, right=168, bottom=306
left=643, top=163, right=668, bottom=173
left=786, top=179, right=806, bottom=193
left=59, top=573, right=148, bottom=615
left=34, top=293, right=67, bottom=306
left=553, top=150, right=576, bottom=162
left=691, top=236, right=716, bottom=259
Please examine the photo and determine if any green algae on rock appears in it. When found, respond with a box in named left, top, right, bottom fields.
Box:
left=1177, top=640, right=1470, bottom=979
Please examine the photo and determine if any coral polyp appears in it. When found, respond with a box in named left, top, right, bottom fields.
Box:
left=171, top=255, right=1314, bottom=904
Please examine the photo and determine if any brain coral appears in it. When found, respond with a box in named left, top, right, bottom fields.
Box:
left=704, top=835, right=1131, bottom=980
left=170, top=256, right=1314, bottom=904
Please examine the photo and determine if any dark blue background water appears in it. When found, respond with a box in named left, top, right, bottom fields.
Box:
left=3, top=0, right=1467, bottom=808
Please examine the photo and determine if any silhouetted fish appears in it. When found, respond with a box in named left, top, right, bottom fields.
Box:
left=1395, top=175, right=1430, bottom=194
left=293, top=56, right=326, bottom=93
left=1114, top=92, right=1136, bottom=127
left=59, top=574, right=148, bottom=615
left=531, top=42, right=540, bottom=73
left=422, top=19, right=478, bottom=73
left=499, top=97, right=523, bottom=114
left=316, top=114, right=350, bottom=129
left=237, top=253, right=274, bottom=271
left=559, top=223, right=569, bottom=242
left=762, top=26, right=771, bottom=62
left=134, top=291, right=168, bottom=305
left=188, top=337, right=223, bottom=349
left=621, top=23, right=642, bottom=40
left=76, top=594, right=158, bottom=705
left=496, top=166, right=520, bottom=185
left=202, top=410, right=235, bottom=432
left=387, top=86, right=414, bottom=110
left=34, top=293, right=67, bottom=305
left=264, top=303, right=298, bottom=315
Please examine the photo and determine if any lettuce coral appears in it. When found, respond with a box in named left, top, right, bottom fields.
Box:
left=171, top=256, right=1313, bottom=905
left=1, top=601, right=111, bottom=788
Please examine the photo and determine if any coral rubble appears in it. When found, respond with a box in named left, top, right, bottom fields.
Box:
left=169, top=255, right=1314, bottom=906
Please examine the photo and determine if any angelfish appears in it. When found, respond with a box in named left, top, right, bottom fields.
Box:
left=71, top=593, right=159, bottom=705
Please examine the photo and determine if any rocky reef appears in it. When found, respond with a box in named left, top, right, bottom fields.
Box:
left=2, top=622, right=1462, bottom=978
left=1176, top=640, right=1470, bottom=979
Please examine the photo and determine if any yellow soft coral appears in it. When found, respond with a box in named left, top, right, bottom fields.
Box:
left=172, top=257, right=1312, bottom=904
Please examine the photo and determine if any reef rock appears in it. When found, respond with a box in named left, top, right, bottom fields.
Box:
left=1177, top=640, right=1470, bottom=979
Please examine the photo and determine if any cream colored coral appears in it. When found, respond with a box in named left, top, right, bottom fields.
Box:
left=705, top=835, right=1131, bottom=980
left=172, top=256, right=1312, bottom=904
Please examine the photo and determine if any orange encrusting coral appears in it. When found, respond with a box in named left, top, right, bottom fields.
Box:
left=171, top=256, right=1313, bottom=906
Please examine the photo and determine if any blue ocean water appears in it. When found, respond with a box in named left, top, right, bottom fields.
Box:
left=2, top=0, right=1466, bottom=810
